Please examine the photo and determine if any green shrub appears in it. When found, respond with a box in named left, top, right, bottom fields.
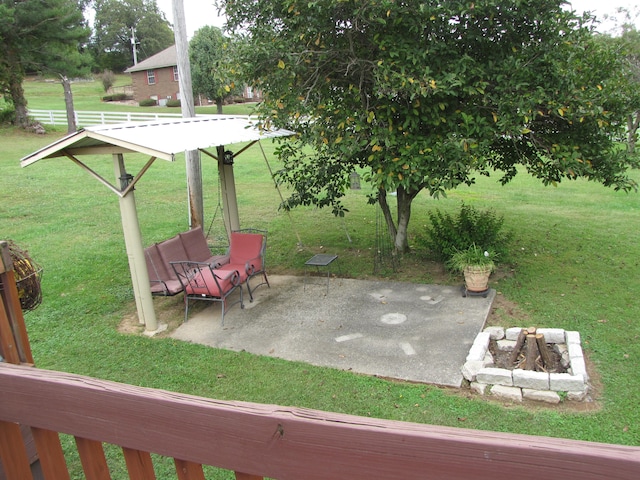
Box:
left=102, top=93, right=128, bottom=102
left=0, top=105, right=16, bottom=124
left=166, top=99, right=181, bottom=107
left=99, top=69, right=116, bottom=92
left=417, top=202, right=511, bottom=261
left=139, top=98, right=157, bottom=107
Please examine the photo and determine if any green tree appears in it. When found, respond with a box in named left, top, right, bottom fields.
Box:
left=91, top=0, right=174, bottom=72
left=189, top=26, right=239, bottom=113
left=221, top=0, right=639, bottom=253
left=0, top=0, right=91, bottom=129
left=593, top=7, right=640, bottom=153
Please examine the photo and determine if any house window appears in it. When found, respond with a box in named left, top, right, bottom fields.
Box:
left=146, top=70, right=156, bottom=85
left=173, top=66, right=179, bottom=82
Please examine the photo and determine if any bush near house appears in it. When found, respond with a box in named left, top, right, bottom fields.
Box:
left=102, top=93, right=130, bottom=102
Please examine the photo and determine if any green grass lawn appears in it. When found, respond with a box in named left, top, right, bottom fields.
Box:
left=22, top=73, right=256, bottom=115
left=2, top=77, right=640, bottom=455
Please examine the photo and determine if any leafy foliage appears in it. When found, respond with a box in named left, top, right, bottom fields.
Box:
left=90, top=0, right=174, bottom=72
left=446, top=244, right=496, bottom=273
left=418, top=203, right=511, bottom=262
left=0, top=102, right=15, bottom=124
left=99, top=69, right=116, bottom=92
left=593, top=21, right=640, bottom=153
left=189, top=26, right=241, bottom=113
left=102, top=93, right=129, bottom=102
left=0, top=0, right=91, bottom=127
left=221, top=0, right=640, bottom=253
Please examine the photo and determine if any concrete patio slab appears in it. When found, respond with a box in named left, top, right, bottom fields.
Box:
left=170, top=275, right=495, bottom=387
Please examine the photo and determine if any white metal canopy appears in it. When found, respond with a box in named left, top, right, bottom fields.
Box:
left=20, top=116, right=294, bottom=332
left=21, top=116, right=294, bottom=165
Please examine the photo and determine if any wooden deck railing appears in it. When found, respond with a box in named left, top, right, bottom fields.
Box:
left=2, top=241, right=640, bottom=479
left=2, top=363, right=640, bottom=480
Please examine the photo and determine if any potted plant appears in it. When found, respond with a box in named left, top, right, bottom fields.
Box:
left=447, top=244, right=495, bottom=293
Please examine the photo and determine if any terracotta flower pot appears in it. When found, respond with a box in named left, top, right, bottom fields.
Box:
left=463, top=265, right=492, bottom=292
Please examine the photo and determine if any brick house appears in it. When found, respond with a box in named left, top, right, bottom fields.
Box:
left=124, top=45, right=180, bottom=106
left=125, top=44, right=262, bottom=106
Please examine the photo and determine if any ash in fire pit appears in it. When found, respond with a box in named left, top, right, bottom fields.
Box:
left=462, top=326, right=590, bottom=403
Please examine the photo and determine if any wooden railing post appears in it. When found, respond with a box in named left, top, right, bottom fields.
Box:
left=123, top=447, right=156, bottom=479
left=174, top=459, right=206, bottom=480
left=235, top=472, right=264, bottom=480
left=30, top=428, right=71, bottom=480
left=75, top=437, right=110, bottom=480
left=0, top=420, right=34, bottom=480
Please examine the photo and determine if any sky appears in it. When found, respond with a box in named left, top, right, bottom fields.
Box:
left=155, top=1, right=640, bottom=39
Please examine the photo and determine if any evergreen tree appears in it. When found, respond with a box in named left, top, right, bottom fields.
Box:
left=0, top=0, right=91, bottom=129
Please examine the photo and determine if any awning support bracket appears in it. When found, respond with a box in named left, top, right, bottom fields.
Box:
left=64, top=152, right=157, bottom=197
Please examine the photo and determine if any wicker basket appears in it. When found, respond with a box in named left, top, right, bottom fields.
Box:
left=6, top=240, right=43, bottom=311
left=463, top=265, right=492, bottom=292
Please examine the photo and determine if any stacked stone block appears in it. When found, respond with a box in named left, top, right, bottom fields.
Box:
left=462, top=326, right=590, bottom=403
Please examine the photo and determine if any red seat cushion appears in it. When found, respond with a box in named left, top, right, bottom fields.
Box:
left=186, top=268, right=236, bottom=297
left=179, top=227, right=213, bottom=263
left=229, top=233, right=263, bottom=273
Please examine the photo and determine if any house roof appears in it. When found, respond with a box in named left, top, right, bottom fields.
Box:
left=20, top=116, right=295, bottom=166
left=124, top=45, right=177, bottom=73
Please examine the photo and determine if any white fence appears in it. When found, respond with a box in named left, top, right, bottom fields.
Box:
left=28, top=109, right=183, bottom=127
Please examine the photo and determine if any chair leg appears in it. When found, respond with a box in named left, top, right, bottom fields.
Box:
left=246, top=279, right=254, bottom=302
left=246, top=272, right=269, bottom=302
left=184, top=295, right=190, bottom=323
left=221, top=285, right=244, bottom=325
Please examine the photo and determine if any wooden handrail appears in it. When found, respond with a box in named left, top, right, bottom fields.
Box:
left=1, top=363, right=639, bottom=480
left=2, top=241, right=639, bottom=479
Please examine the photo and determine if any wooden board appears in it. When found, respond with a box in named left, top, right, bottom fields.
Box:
left=0, top=363, right=639, bottom=480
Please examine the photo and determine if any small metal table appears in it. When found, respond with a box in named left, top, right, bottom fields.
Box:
left=304, top=254, right=338, bottom=294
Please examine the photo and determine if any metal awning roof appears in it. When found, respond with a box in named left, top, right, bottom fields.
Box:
left=20, top=115, right=295, bottom=166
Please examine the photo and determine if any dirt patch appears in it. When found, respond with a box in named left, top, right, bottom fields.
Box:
left=118, top=295, right=186, bottom=337
left=485, top=292, right=530, bottom=328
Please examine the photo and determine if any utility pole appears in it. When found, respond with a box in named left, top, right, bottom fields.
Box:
left=172, top=0, right=204, bottom=228
left=130, top=27, right=138, bottom=65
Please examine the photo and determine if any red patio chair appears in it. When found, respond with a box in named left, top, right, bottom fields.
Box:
left=227, top=229, right=269, bottom=302
left=170, top=261, right=244, bottom=324
left=179, top=226, right=230, bottom=267
left=145, top=243, right=183, bottom=296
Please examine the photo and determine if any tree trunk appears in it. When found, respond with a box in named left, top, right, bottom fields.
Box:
left=378, top=186, right=420, bottom=254
left=7, top=47, right=29, bottom=128
left=61, top=75, right=78, bottom=134
left=394, top=186, right=416, bottom=253
left=378, top=189, right=398, bottom=247
left=216, top=98, right=223, bottom=114
left=627, top=112, right=640, bottom=154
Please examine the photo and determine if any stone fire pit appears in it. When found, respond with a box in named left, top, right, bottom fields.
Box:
left=462, top=326, right=590, bottom=404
